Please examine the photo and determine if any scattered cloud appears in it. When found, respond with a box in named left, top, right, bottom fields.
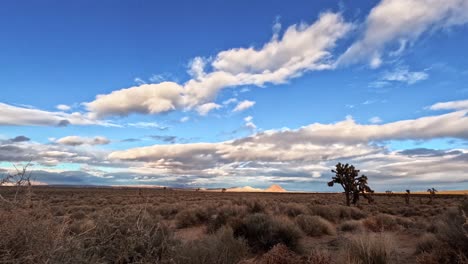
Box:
left=56, top=104, right=71, bottom=111
left=0, top=103, right=117, bottom=127
left=338, top=0, right=468, bottom=67
left=180, top=116, right=190, bottom=123
left=244, top=116, right=257, bottom=130
left=148, top=135, right=178, bottom=144
left=382, top=67, right=428, bottom=84
left=369, top=116, right=382, bottom=124
left=430, top=99, right=468, bottom=110
left=127, top=122, right=168, bottom=130
left=9, top=135, right=31, bottom=143
left=84, top=12, right=352, bottom=118
left=196, top=102, right=221, bottom=115
left=233, top=100, right=256, bottom=112
left=56, top=136, right=111, bottom=146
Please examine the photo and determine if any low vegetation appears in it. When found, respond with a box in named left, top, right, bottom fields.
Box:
left=0, top=164, right=467, bottom=263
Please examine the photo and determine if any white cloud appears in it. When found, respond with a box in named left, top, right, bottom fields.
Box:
left=56, top=136, right=110, bottom=146
left=338, top=0, right=468, bottom=67
left=369, top=116, right=382, bottom=124
left=84, top=12, right=352, bottom=118
left=127, top=122, right=168, bottom=129
left=244, top=115, right=257, bottom=130
left=233, top=100, right=256, bottom=112
left=196, top=102, right=221, bottom=116
left=56, top=104, right=71, bottom=111
left=382, top=67, right=428, bottom=84
left=180, top=116, right=190, bottom=123
left=108, top=105, right=468, bottom=187
left=0, top=103, right=116, bottom=127
left=430, top=99, right=468, bottom=110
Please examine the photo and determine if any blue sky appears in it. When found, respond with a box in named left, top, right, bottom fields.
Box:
left=1, top=0, right=468, bottom=191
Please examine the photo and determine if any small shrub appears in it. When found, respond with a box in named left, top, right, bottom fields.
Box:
left=175, top=206, right=210, bottom=228
left=232, top=213, right=302, bottom=253
left=416, top=234, right=439, bottom=253
left=174, top=227, right=247, bottom=264
left=343, top=233, right=395, bottom=264
left=363, top=214, right=398, bottom=232
left=255, top=244, right=303, bottom=264
left=340, top=220, right=363, bottom=232
left=295, top=214, right=335, bottom=236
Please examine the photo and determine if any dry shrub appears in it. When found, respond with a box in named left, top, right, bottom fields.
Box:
left=295, top=214, right=335, bottom=236
left=175, top=206, right=210, bottom=228
left=343, top=233, right=395, bottom=264
left=305, top=249, right=333, bottom=264
left=363, top=214, right=398, bottom=232
left=51, top=211, right=177, bottom=263
left=277, top=203, right=309, bottom=217
left=0, top=209, right=69, bottom=263
left=255, top=244, right=303, bottom=264
left=174, top=227, right=247, bottom=264
left=309, top=205, right=366, bottom=223
left=340, top=220, right=364, bottom=233
left=232, top=213, right=302, bottom=253
left=415, top=233, right=439, bottom=253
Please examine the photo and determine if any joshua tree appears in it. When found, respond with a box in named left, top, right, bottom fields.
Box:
left=405, top=190, right=411, bottom=205
left=328, top=163, right=374, bottom=206
left=427, top=188, right=437, bottom=203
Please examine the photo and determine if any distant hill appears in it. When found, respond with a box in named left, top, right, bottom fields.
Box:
left=227, top=186, right=264, bottom=192
left=264, top=184, right=286, bottom=192
left=224, top=184, right=287, bottom=193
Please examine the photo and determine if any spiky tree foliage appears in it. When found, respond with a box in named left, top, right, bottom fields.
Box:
left=328, top=163, right=374, bottom=206
left=405, top=190, right=411, bottom=205
left=427, top=188, right=437, bottom=203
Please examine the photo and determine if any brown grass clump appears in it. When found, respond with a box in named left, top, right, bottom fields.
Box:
left=339, top=220, right=364, bottom=233
left=363, top=214, right=398, bottom=232
left=232, top=213, right=302, bottom=253
left=295, top=214, right=336, bottom=236
left=255, top=244, right=303, bottom=264
left=175, top=206, right=211, bottom=228
left=343, top=233, right=395, bottom=264
left=174, top=227, right=248, bottom=264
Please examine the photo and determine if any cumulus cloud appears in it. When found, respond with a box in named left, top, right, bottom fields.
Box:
left=56, top=104, right=71, bottom=111
left=56, top=136, right=111, bottom=146
left=196, top=102, right=221, bottom=115
left=84, top=12, right=352, bottom=118
left=107, top=105, right=468, bottom=188
left=233, top=100, right=256, bottom=112
left=430, top=99, right=468, bottom=110
left=338, top=0, right=468, bottom=67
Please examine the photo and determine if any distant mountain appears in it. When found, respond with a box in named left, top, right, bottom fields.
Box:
left=227, top=186, right=264, bottom=192
left=225, top=184, right=287, bottom=192
left=264, top=184, right=286, bottom=192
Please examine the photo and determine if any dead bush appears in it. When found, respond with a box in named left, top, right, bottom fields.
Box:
left=232, top=213, right=302, bottom=253
left=340, top=220, right=364, bottom=233
left=363, top=214, right=398, bottom=232
left=295, top=214, right=335, bottom=236
left=342, top=233, right=395, bottom=264
left=173, top=227, right=247, bottom=264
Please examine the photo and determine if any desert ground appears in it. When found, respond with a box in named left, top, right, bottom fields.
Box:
left=1, top=186, right=467, bottom=264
